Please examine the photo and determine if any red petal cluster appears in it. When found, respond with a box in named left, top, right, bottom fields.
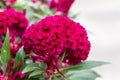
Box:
left=0, top=9, right=29, bottom=57
left=4, top=9, right=29, bottom=38
left=22, top=15, right=90, bottom=67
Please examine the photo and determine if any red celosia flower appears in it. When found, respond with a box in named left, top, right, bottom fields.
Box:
left=3, top=9, right=29, bottom=38
left=56, top=0, right=74, bottom=15
left=0, top=60, right=25, bottom=80
left=0, top=9, right=29, bottom=57
left=0, top=12, right=7, bottom=38
left=22, top=15, right=90, bottom=77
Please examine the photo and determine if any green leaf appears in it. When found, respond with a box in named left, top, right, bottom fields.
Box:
left=0, top=30, right=11, bottom=72
left=29, top=70, right=43, bottom=78
left=13, top=47, right=25, bottom=68
left=53, top=76, right=60, bottom=80
left=66, top=70, right=100, bottom=80
left=23, top=63, right=40, bottom=73
left=62, top=61, right=109, bottom=71
left=40, top=62, right=47, bottom=70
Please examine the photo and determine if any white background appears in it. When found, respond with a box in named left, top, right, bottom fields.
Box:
left=71, top=0, right=120, bottom=80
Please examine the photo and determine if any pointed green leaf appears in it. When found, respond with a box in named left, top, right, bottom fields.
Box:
left=29, top=70, right=43, bottom=78
left=66, top=70, right=100, bottom=80
left=13, top=47, right=25, bottom=68
left=62, top=61, right=109, bottom=71
left=0, top=30, right=11, bottom=72
left=23, top=63, right=40, bottom=73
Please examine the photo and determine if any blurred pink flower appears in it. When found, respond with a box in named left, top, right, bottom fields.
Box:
left=49, top=0, right=57, bottom=9
left=31, top=0, right=37, bottom=3
left=56, top=0, right=74, bottom=15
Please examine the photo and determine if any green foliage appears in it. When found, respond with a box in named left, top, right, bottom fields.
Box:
left=13, top=0, right=54, bottom=24
left=23, top=63, right=40, bottom=73
left=23, top=62, right=47, bottom=80
left=13, top=47, right=25, bottom=68
left=61, top=61, right=109, bottom=71
left=60, top=61, right=108, bottom=80
left=66, top=70, right=100, bottom=80
left=0, top=30, right=11, bottom=72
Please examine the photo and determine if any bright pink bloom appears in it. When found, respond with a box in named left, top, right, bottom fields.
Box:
left=22, top=15, right=90, bottom=77
left=0, top=12, right=7, bottom=38
left=4, top=9, right=29, bottom=38
left=0, top=9, right=29, bottom=57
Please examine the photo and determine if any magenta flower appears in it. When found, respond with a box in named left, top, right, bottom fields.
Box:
left=0, top=60, right=25, bottom=80
left=0, top=12, right=7, bottom=38
left=22, top=15, right=90, bottom=77
left=0, top=9, right=29, bottom=57
left=56, top=0, right=74, bottom=15
left=49, top=0, right=57, bottom=9
left=31, top=0, right=37, bottom=3
left=3, top=9, right=29, bottom=38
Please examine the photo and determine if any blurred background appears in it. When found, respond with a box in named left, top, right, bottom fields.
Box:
left=71, top=0, right=120, bottom=80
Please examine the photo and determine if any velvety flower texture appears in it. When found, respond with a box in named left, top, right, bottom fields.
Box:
left=0, top=9, right=29, bottom=57
left=3, top=9, right=29, bottom=38
left=0, top=12, right=7, bottom=38
left=22, top=15, right=90, bottom=74
left=0, top=60, right=25, bottom=80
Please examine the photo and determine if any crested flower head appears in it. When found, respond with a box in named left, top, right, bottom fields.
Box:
left=0, top=9, right=29, bottom=57
left=22, top=15, right=90, bottom=76
left=4, top=9, right=29, bottom=38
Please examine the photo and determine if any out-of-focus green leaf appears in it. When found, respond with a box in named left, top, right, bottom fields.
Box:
left=66, top=70, right=100, bottom=80
left=0, top=2, right=5, bottom=9
left=23, top=63, right=40, bottom=73
left=62, top=61, right=109, bottom=71
left=29, top=70, right=43, bottom=78
left=0, top=30, right=11, bottom=72
left=13, top=47, right=25, bottom=68
left=40, top=62, right=47, bottom=70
